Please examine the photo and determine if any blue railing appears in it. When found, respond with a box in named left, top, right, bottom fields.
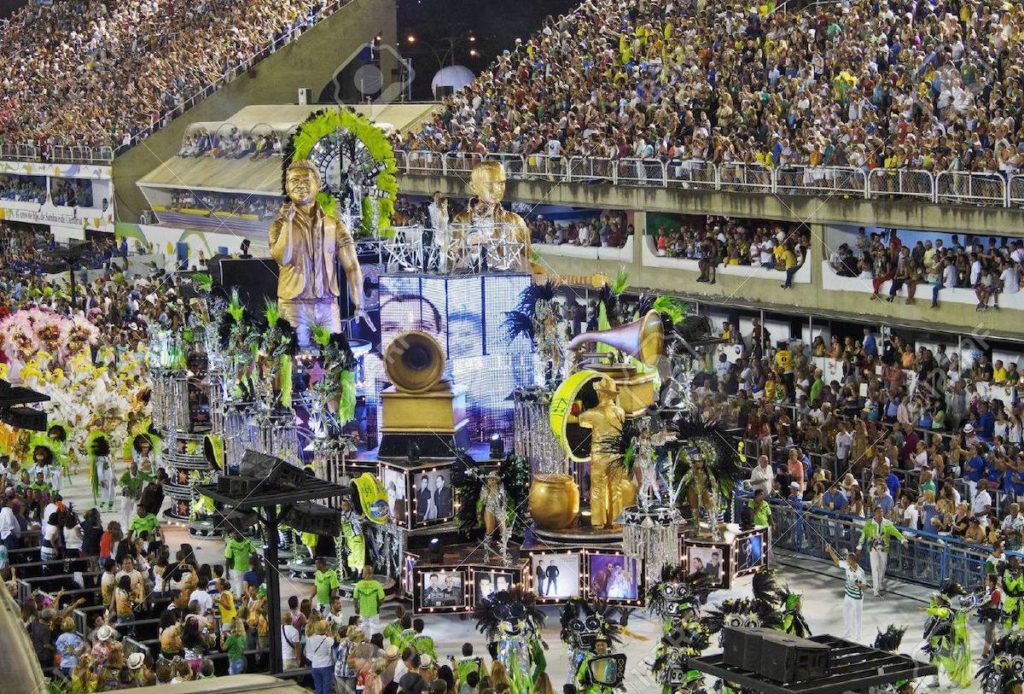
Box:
left=735, top=493, right=991, bottom=589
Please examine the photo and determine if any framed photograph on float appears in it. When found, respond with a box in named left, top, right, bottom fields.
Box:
left=583, top=550, right=643, bottom=606
left=379, top=459, right=457, bottom=530
left=467, top=563, right=526, bottom=607
left=412, top=565, right=470, bottom=615
left=682, top=539, right=732, bottom=590
left=733, top=528, right=768, bottom=577
left=522, top=548, right=583, bottom=605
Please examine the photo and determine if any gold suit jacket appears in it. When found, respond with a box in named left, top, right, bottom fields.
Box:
left=269, top=204, right=352, bottom=300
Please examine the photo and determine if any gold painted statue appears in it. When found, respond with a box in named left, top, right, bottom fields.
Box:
left=452, top=160, right=534, bottom=272
left=269, top=161, right=372, bottom=346
left=577, top=376, right=632, bottom=529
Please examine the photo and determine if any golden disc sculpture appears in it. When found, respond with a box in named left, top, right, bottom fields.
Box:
left=379, top=330, right=468, bottom=458
left=384, top=331, right=446, bottom=393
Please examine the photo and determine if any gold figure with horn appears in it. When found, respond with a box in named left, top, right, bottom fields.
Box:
left=577, top=375, right=630, bottom=529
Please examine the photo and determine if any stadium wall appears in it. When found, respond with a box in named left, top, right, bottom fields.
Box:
left=399, top=176, right=1024, bottom=337
left=112, top=0, right=398, bottom=222
left=397, top=174, right=1024, bottom=237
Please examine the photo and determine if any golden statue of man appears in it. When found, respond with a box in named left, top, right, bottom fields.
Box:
left=451, top=160, right=534, bottom=272
left=269, top=161, right=372, bottom=346
left=577, top=375, right=630, bottom=529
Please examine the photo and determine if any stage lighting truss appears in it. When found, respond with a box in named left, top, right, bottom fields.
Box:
left=382, top=224, right=527, bottom=273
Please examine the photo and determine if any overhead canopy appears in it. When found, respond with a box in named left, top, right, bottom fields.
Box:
left=139, top=102, right=438, bottom=195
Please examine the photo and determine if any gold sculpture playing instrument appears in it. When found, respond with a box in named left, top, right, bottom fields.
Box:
left=566, top=310, right=664, bottom=367
left=565, top=310, right=665, bottom=415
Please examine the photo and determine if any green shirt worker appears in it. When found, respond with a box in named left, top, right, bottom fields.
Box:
left=311, top=557, right=339, bottom=612
left=856, top=506, right=907, bottom=597
left=353, top=565, right=386, bottom=633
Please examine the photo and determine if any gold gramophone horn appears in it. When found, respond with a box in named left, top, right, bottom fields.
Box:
left=566, top=309, right=664, bottom=366
left=384, top=331, right=446, bottom=394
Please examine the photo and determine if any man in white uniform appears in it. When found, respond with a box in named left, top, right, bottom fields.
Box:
left=827, top=544, right=866, bottom=642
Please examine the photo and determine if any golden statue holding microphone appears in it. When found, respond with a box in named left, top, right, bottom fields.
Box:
left=269, top=160, right=372, bottom=346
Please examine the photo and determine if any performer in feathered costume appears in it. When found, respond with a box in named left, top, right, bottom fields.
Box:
left=88, top=431, right=115, bottom=509
left=309, top=326, right=357, bottom=431
left=978, top=632, right=1024, bottom=694
left=453, top=451, right=529, bottom=563
left=27, top=434, right=62, bottom=493
left=503, top=280, right=564, bottom=386
left=1002, top=554, right=1024, bottom=631
left=669, top=416, right=745, bottom=540
left=337, top=497, right=365, bottom=580
left=923, top=580, right=974, bottom=688
left=473, top=586, right=547, bottom=693
left=125, top=424, right=161, bottom=477
left=44, top=422, right=71, bottom=487
left=560, top=597, right=633, bottom=687
left=647, top=564, right=716, bottom=693
left=752, top=568, right=811, bottom=638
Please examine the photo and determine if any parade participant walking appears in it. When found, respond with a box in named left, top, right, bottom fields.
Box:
left=826, top=544, right=866, bottom=642
left=224, top=531, right=256, bottom=599
left=118, top=462, right=147, bottom=526
left=856, top=506, right=907, bottom=597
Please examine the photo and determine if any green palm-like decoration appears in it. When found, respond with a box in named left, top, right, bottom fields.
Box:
left=283, top=107, right=398, bottom=236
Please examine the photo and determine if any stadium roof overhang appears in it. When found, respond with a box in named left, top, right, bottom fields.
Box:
left=138, top=102, right=437, bottom=195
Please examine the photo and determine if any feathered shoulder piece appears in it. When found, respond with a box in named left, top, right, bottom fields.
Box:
left=45, top=422, right=70, bottom=443
left=872, top=625, right=907, bottom=652
left=647, top=563, right=712, bottom=616
left=28, top=434, right=60, bottom=465
left=559, top=597, right=631, bottom=646
left=87, top=430, right=111, bottom=458
left=939, top=580, right=967, bottom=600
left=752, top=568, right=789, bottom=607
left=474, top=586, right=544, bottom=642
left=503, top=281, right=556, bottom=343
left=669, top=414, right=746, bottom=499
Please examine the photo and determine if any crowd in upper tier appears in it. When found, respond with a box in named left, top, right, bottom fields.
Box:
left=396, top=0, right=1024, bottom=177
left=0, top=0, right=339, bottom=152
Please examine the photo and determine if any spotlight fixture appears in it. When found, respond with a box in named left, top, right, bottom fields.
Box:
left=489, top=432, right=504, bottom=459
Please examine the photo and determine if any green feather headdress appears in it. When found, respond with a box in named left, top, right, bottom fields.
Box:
left=227, top=288, right=245, bottom=323
left=264, top=300, right=281, bottom=330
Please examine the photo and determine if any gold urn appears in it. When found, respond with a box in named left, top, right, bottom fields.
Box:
left=529, top=473, right=580, bottom=530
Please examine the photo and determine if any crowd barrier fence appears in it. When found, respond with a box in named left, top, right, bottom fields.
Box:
left=397, top=152, right=1024, bottom=211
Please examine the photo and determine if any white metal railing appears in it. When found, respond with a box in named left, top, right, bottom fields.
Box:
left=666, top=159, right=717, bottom=190
left=395, top=153, right=1024, bottom=210
left=522, top=154, right=567, bottom=180
left=936, top=171, right=1006, bottom=207
left=0, top=143, right=112, bottom=164
left=567, top=156, right=615, bottom=183
left=775, top=165, right=867, bottom=197
left=719, top=161, right=773, bottom=192
left=615, top=158, right=666, bottom=187
left=1011, top=175, right=1024, bottom=207
left=866, top=168, right=935, bottom=201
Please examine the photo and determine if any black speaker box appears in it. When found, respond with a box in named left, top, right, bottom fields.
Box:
left=282, top=502, right=342, bottom=535
left=238, top=449, right=308, bottom=489
left=759, top=631, right=831, bottom=683
left=722, top=627, right=764, bottom=672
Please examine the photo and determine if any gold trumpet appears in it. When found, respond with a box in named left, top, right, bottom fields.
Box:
left=566, top=310, right=664, bottom=367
